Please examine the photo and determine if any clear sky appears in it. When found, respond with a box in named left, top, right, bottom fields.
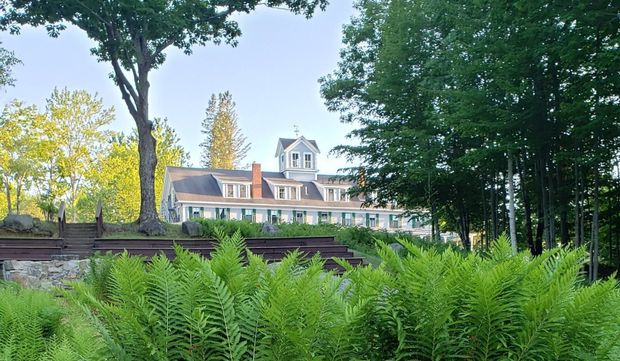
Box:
left=0, top=1, right=357, bottom=174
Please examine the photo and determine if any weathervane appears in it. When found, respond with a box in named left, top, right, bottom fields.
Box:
left=294, top=125, right=300, bottom=138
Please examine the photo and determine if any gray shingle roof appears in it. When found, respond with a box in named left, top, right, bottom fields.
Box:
left=167, top=166, right=367, bottom=209
left=278, top=137, right=320, bottom=152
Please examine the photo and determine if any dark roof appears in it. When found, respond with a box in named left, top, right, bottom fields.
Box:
left=166, top=166, right=367, bottom=209
left=278, top=137, right=320, bottom=152
left=315, top=174, right=355, bottom=186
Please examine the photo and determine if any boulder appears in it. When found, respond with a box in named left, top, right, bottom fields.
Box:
left=261, top=222, right=279, bottom=234
left=389, top=242, right=405, bottom=255
left=182, top=221, right=202, bottom=237
left=2, top=214, right=34, bottom=232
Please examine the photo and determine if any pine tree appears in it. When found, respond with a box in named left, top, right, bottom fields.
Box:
left=200, top=92, right=251, bottom=169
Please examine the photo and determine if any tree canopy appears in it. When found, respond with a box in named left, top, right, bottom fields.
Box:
left=1, top=0, right=329, bottom=234
left=321, top=0, right=620, bottom=275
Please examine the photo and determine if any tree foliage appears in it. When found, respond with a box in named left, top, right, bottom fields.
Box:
left=0, top=101, right=46, bottom=215
left=45, top=88, right=114, bottom=221
left=320, top=0, right=620, bottom=273
left=200, top=92, right=251, bottom=169
left=1, top=0, right=328, bottom=234
left=85, top=118, right=189, bottom=223
left=68, top=233, right=620, bottom=360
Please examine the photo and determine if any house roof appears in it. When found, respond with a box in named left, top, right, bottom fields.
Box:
left=278, top=137, right=320, bottom=153
left=315, top=174, right=355, bottom=186
left=166, top=166, right=372, bottom=209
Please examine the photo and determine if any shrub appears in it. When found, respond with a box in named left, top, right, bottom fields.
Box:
left=198, top=218, right=262, bottom=238
left=70, top=233, right=620, bottom=361
left=0, top=283, right=105, bottom=361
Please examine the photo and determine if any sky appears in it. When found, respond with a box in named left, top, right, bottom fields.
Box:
left=0, top=1, right=357, bottom=174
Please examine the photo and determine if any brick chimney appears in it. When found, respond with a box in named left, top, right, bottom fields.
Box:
left=251, top=162, right=262, bottom=199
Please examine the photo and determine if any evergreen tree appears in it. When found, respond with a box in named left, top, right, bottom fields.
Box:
left=200, top=92, right=251, bottom=169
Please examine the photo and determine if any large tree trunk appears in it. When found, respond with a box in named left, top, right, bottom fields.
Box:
left=135, top=69, right=164, bottom=235
left=507, top=155, right=518, bottom=253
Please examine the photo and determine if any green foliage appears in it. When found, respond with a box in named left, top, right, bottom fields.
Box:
left=0, top=283, right=104, bottom=361
left=68, top=232, right=620, bottom=360
left=200, top=92, right=251, bottom=169
left=199, top=219, right=262, bottom=239
left=71, top=231, right=360, bottom=360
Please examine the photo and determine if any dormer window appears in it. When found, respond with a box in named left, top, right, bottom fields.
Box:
left=223, top=183, right=250, bottom=199
left=291, top=152, right=300, bottom=168
left=278, top=187, right=286, bottom=199
left=275, top=185, right=300, bottom=200
left=304, top=153, right=312, bottom=168
left=226, top=184, right=234, bottom=198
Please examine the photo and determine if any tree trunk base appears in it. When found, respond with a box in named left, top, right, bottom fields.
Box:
left=138, top=218, right=165, bottom=236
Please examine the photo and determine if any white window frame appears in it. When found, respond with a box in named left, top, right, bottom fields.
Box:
left=243, top=208, right=254, bottom=222
left=389, top=216, right=400, bottom=229
left=291, top=152, right=300, bottom=168
left=327, top=188, right=336, bottom=201
left=369, top=215, right=377, bottom=228
left=295, top=211, right=305, bottom=224
left=239, top=184, right=248, bottom=198
left=225, top=184, right=235, bottom=198
left=343, top=213, right=352, bottom=226
left=291, top=186, right=297, bottom=200
left=303, top=152, right=313, bottom=169
left=278, top=187, right=286, bottom=200
left=319, top=212, right=329, bottom=223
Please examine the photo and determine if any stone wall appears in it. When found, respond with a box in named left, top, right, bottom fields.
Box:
left=1, top=256, right=91, bottom=289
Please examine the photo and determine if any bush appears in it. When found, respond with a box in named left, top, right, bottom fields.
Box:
left=69, top=233, right=620, bottom=360
left=0, top=283, right=105, bottom=361
left=198, top=218, right=262, bottom=238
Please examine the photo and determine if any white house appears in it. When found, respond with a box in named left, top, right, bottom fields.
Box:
left=160, top=136, right=431, bottom=236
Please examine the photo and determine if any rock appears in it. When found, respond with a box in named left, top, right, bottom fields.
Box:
left=261, top=222, right=279, bottom=234
left=2, top=214, right=34, bottom=232
left=181, top=221, right=202, bottom=237
left=139, top=219, right=166, bottom=236
left=389, top=243, right=405, bottom=255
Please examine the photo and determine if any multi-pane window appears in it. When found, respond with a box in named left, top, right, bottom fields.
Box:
left=242, top=209, right=254, bottom=222
left=328, top=188, right=335, bottom=201
left=343, top=213, right=353, bottom=226
left=291, top=187, right=297, bottom=200
left=278, top=187, right=286, bottom=199
left=226, top=184, right=234, bottom=197
left=292, top=152, right=300, bottom=168
left=270, top=212, right=279, bottom=224
left=304, top=153, right=312, bottom=168
left=389, top=216, right=400, bottom=228
left=319, top=212, right=329, bottom=223
left=369, top=215, right=377, bottom=228
left=223, top=183, right=249, bottom=198
left=294, top=211, right=305, bottom=224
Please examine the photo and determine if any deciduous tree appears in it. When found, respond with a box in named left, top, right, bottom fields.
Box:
left=2, top=0, right=328, bottom=234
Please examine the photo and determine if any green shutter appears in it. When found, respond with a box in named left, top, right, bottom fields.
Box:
left=376, top=213, right=380, bottom=227
left=352, top=213, right=356, bottom=225
left=189, top=206, right=193, bottom=219
left=268, top=210, right=272, bottom=223
left=241, top=208, right=245, bottom=220
left=317, top=211, right=322, bottom=224
left=277, top=210, right=282, bottom=223
left=328, top=211, right=332, bottom=223
left=342, top=212, right=346, bottom=225
left=366, top=213, right=370, bottom=227
left=252, top=209, right=256, bottom=222
left=215, top=207, right=219, bottom=219
left=227, top=208, right=231, bottom=220
left=303, top=210, right=307, bottom=224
